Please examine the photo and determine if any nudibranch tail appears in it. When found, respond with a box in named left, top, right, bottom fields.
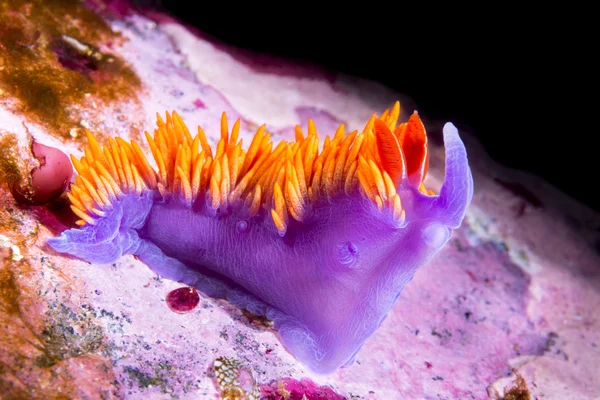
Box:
left=66, top=101, right=432, bottom=235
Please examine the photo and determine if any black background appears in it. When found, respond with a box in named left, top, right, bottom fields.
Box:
left=138, top=3, right=595, bottom=213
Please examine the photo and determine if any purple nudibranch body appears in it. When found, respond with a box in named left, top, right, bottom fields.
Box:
left=48, top=105, right=473, bottom=374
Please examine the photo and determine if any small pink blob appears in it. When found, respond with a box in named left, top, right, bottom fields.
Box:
left=166, top=286, right=200, bottom=313
left=193, top=98, right=206, bottom=109
left=11, top=141, right=73, bottom=205
left=260, top=377, right=346, bottom=400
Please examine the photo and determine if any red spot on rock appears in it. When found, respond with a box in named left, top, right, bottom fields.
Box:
left=166, top=286, right=200, bottom=313
left=11, top=141, right=73, bottom=206
left=193, top=98, right=206, bottom=109
left=265, top=348, right=273, bottom=355
left=261, top=377, right=346, bottom=400
left=425, top=361, right=433, bottom=369
left=466, top=270, right=477, bottom=282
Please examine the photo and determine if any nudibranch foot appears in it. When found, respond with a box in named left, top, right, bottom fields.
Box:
left=47, top=102, right=473, bottom=374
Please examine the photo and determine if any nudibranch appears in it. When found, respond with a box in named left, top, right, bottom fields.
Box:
left=48, top=102, right=473, bottom=374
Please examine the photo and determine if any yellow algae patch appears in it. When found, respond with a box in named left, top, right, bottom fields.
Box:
left=0, top=0, right=141, bottom=140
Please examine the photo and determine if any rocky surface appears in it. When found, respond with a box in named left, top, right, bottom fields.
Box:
left=1, top=2, right=599, bottom=399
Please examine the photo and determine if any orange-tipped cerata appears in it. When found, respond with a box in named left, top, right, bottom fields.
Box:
left=67, top=101, right=434, bottom=234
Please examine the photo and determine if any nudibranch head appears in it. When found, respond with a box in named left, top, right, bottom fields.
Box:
left=48, top=101, right=473, bottom=374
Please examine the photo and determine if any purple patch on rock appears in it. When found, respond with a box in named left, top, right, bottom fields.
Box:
left=260, top=377, right=347, bottom=400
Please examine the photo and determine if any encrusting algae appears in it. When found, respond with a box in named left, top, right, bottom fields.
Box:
left=67, top=101, right=435, bottom=235
left=0, top=0, right=140, bottom=139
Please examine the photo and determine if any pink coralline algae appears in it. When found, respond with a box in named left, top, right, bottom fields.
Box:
left=260, top=377, right=348, bottom=400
